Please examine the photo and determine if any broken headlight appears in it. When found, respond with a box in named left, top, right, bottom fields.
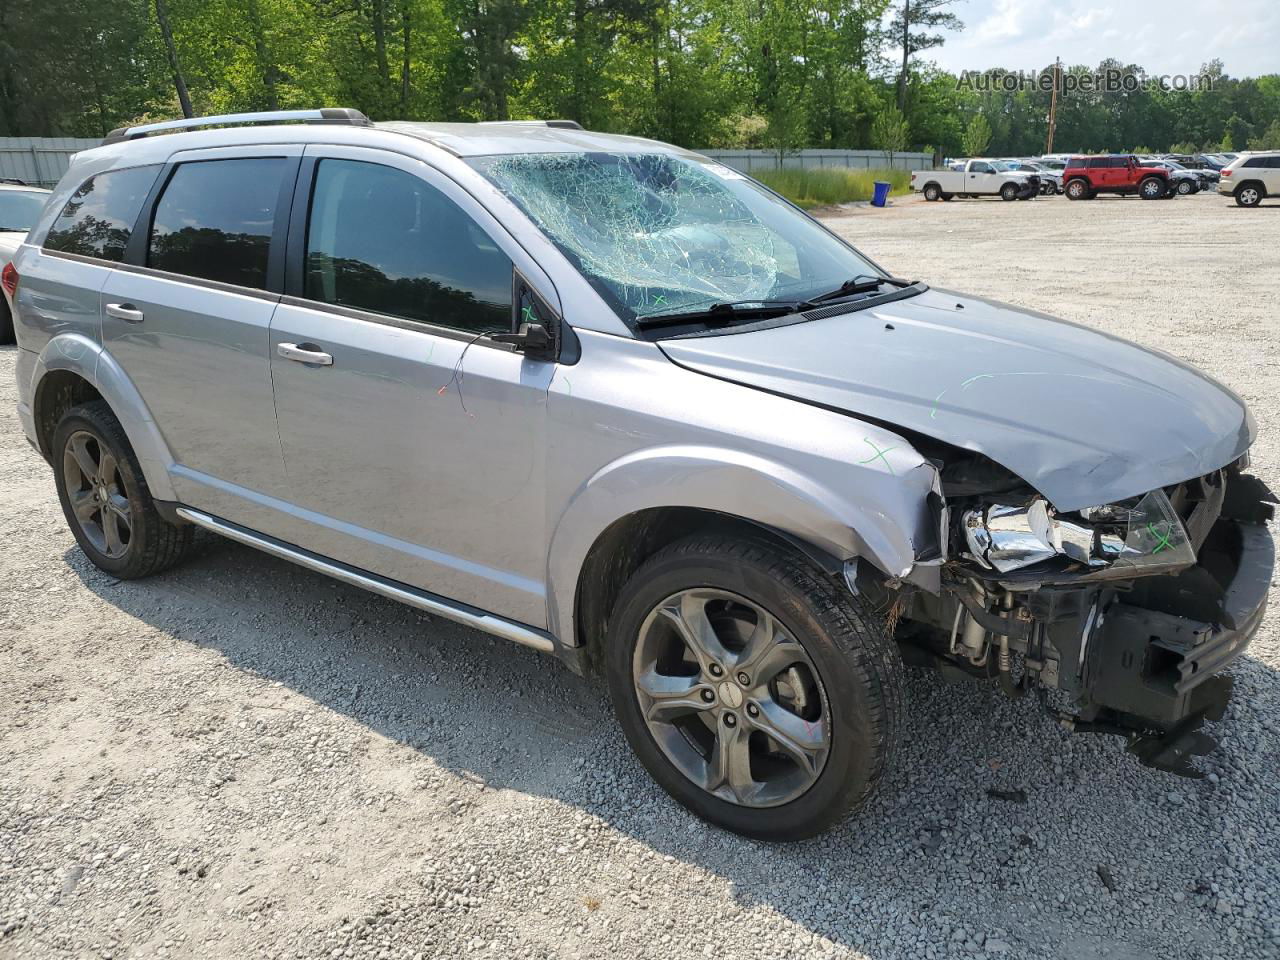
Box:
left=962, top=489, right=1196, bottom=575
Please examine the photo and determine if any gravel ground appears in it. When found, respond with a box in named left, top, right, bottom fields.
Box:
left=2, top=190, right=1278, bottom=960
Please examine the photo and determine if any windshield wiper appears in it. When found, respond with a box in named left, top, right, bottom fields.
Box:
left=635, top=299, right=811, bottom=330
left=806, top=274, right=914, bottom=306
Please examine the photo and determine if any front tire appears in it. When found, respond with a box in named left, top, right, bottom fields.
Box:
left=605, top=534, right=904, bottom=841
left=1176, top=179, right=1194, bottom=195
left=52, top=401, right=194, bottom=579
left=999, top=183, right=1018, bottom=201
left=1139, top=176, right=1166, bottom=199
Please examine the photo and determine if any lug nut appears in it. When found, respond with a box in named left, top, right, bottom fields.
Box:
left=737, top=672, right=750, bottom=686
left=709, top=663, right=723, bottom=677
left=723, top=713, right=737, bottom=727
left=746, top=702, right=759, bottom=718
left=700, top=689, right=715, bottom=703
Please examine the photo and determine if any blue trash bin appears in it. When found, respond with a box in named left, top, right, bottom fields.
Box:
left=871, top=180, right=891, bottom=207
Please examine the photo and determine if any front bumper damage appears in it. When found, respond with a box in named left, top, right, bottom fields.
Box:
left=899, top=468, right=1275, bottom=778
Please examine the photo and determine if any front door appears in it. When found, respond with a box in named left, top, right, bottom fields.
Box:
left=266, top=146, right=558, bottom=628
left=103, top=148, right=299, bottom=525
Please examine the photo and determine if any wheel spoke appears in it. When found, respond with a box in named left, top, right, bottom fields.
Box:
left=749, top=700, right=828, bottom=778
left=706, top=723, right=758, bottom=804
left=656, top=592, right=733, bottom=669
left=70, top=489, right=100, bottom=522
left=635, top=670, right=710, bottom=722
left=740, top=624, right=807, bottom=686
left=97, top=450, right=119, bottom=487
left=102, top=508, right=124, bottom=555
left=68, top=435, right=98, bottom=482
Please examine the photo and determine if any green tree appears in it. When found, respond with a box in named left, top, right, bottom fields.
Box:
left=961, top=113, right=991, bottom=156
left=871, top=105, right=909, bottom=162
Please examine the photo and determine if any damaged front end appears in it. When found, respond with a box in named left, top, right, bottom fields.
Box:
left=883, top=449, right=1275, bottom=778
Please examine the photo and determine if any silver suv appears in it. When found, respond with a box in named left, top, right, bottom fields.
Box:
left=9, top=109, right=1274, bottom=840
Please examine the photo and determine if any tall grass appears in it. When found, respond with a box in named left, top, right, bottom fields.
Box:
left=754, top=167, right=911, bottom=209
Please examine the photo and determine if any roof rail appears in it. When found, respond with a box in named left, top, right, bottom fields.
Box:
left=102, top=108, right=372, bottom=145
left=475, top=119, right=584, bottom=131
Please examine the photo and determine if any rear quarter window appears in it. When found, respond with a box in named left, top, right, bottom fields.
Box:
left=43, top=165, right=160, bottom=262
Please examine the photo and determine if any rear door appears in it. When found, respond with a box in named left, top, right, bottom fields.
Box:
left=102, top=146, right=300, bottom=525
left=265, top=146, right=560, bottom=627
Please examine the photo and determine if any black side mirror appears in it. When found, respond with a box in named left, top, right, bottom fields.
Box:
left=492, top=321, right=555, bottom=360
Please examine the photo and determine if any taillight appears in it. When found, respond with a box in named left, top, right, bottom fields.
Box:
left=1, top=262, right=17, bottom=298
left=910, top=173, right=917, bottom=181
left=1222, top=168, right=1233, bottom=177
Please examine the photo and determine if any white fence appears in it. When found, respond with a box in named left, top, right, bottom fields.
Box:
left=0, top=137, right=100, bottom=187
left=696, top=149, right=933, bottom=173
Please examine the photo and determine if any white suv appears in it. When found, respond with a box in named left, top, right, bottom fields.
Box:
left=1219, top=151, right=1280, bottom=206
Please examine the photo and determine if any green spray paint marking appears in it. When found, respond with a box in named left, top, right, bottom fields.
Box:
left=1147, top=522, right=1174, bottom=554
left=521, top=304, right=537, bottom=325
left=858, top=438, right=897, bottom=475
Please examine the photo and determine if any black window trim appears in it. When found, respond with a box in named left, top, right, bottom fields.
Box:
left=284, top=152, right=533, bottom=348
left=124, top=153, right=303, bottom=296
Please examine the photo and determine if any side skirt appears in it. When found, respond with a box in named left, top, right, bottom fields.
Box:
left=175, top=506, right=557, bottom=655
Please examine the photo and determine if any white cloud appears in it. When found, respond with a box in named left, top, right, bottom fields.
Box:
left=910, top=0, right=1279, bottom=76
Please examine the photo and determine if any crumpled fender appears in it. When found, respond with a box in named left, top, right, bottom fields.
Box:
left=545, top=441, right=940, bottom=647
left=32, top=331, right=177, bottom=502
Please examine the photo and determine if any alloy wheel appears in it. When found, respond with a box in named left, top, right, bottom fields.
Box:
left=632, top=588, right=830, bottom=808
left=62, top=429, right=133, bottom=559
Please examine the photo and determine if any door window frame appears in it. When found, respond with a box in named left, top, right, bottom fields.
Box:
left=282, top=144, right=565, bottom=352
left=120, top=144, right=304, bottom=300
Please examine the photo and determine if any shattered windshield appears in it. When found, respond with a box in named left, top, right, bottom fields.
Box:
left=467, top=152, right=878, bottom=323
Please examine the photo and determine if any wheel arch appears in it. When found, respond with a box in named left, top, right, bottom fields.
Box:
left=31, top=333, right=178, bottom=501
left=546, top=443, right=941, bottom=660
left=569, top=507, right=848, bottom=675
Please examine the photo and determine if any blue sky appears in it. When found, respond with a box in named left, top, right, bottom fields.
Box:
left=905, top=0, right=1280, bottom=78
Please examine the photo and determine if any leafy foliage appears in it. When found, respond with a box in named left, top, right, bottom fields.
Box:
left=0, top=0, right=1277, bottom=162
left=756, top=167, right=909, bottom=208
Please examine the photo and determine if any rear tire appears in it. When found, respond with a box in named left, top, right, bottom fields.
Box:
left=0, top=298, right=13, bottom=345
left=1235, top=183, right=1263, bottom=207
left=604, top=534, right=904, bottom=841
left=52, top=401, right=194, bottom=579
left=923, top=183, right=941, bottom=202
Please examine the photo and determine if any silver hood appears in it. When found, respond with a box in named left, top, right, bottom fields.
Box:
left=659, top=288, right=1254, bottom=511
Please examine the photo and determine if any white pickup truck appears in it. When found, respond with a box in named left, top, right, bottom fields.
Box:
left=911, top=159, right=1041, bottom=202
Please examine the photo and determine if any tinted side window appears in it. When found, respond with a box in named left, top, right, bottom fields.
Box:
left=304, top=159, right=513, bottom=334
left=44, top=165, right=159, bottom=262
left=149, top=158, right=287, bottom=289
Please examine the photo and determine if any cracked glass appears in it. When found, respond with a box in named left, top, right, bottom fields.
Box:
left=468, top=152, right=876, bottom=324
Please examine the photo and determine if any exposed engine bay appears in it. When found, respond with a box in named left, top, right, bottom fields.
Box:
left=862, top=446, right=1276, bottom=779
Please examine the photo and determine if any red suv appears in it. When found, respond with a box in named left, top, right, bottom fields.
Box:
left=1063, top=155, right=1172, bottom=200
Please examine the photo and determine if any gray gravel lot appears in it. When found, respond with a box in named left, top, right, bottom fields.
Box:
left=2, top=190, right=1278, bottom=960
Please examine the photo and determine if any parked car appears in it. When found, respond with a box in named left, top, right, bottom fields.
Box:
left=10, top=110, right=1274, bottom=840
left=1062, top=155, right=1173, bottom=200
left=1138, top=158, right=1204, bottom=195
left=1219, top=151, right=1280, bottom=206
left=0, top=182, right=51, bottom=343
left=999, top=160, right=1061, bottom=195
left=911, top=158, right=1040, bottom=201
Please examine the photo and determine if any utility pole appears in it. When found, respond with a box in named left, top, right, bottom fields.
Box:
left=1045, top=57, right=1060, bottom=154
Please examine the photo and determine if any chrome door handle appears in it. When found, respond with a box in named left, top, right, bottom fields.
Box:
left=277, top=341, right=334, bottom=366
left=105, top=302, right=145, bottom=323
